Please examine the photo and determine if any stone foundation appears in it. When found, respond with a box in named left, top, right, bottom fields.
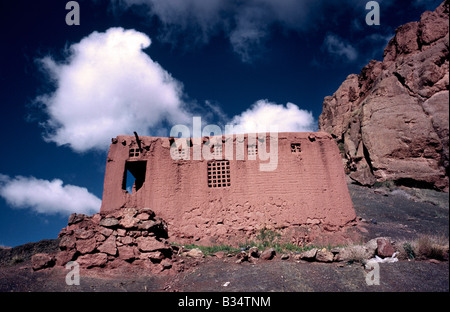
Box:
left=55, top=207, right=174, bottom=272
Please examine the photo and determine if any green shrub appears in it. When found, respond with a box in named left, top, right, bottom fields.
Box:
left=402, top=242, right=415, bottom=259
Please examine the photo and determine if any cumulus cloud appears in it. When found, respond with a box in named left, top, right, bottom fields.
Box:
left=36, top=27, right=190, bottom=152
left=228, top=100, right=316, bottom=134
left=322, top=33, right=358, bottom=62
left=0, top=174, right=101, bottom=216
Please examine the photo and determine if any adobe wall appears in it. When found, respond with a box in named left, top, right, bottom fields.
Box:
left=101, top=132, right=357, bottom=245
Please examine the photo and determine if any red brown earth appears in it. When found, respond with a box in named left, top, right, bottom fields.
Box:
left=0, top=182, right=448, bottom=292
left=319, top=0, right=449, bottom=191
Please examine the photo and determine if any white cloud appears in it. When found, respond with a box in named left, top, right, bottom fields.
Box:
left=36, top=27, right=190, bottom=153
left=323, top=33, right=358, bottom=62
left=228, top=99, right=316, bottom=134
left=0, top=174, right=101, bottom=216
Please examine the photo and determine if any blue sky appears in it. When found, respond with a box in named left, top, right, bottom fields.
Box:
left=0, top=0, right=443, bottom=247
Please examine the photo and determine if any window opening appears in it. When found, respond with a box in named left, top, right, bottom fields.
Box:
left=291, top=143, right=301, bottom=153
left=178, top=147, right=186, bottom=159
left=247, top=144, right=258, bottom=156
left=122, top=161, right=147, bottom=193
left=212, top=144, right=223, bottom=158
left=207, top=160, right=230, bottom=188
left=129, top=148, right=140, bottom=158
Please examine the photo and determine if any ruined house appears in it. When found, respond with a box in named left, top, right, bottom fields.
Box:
left=100, top=132, right=357, bottom=245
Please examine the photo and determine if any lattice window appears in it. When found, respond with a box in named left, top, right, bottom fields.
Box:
left=170, top=147, right=186, bottom=159
left=207, top=160, right=231, bottom=188
left=247, top=144, right=258, bottom=156
left=291, top=143, right=301, bottom=153
left=170, top=140, right=188, bottom=160
left=129, top=148, right=140, bottom=157
left=177, top=147, right=187, bottom=159
left=212, top=144, right=223, bottom=158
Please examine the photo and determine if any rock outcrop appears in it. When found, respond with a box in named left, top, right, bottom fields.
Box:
left=319, top=1, right=449, bottom=191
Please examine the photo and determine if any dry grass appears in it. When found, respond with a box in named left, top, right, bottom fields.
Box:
left=397, top=235, right=449, bottom=261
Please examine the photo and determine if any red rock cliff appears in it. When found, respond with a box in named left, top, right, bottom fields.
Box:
left=319, top=1, right=449, bottom=191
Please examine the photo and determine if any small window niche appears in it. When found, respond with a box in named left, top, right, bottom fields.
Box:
left=129, top=148, right=140, bottom=158
left=207, top=160, right=230, bottom=188
left=122, top=161, right=147, bottom=193
left=291, top=143, right=301, bottom=154
left=247, top=144, right=258, bottom=156
left=211, top=143, right=223, bottom=158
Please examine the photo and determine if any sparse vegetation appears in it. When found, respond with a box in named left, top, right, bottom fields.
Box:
left=10, top=255, right=24, bottom=265
left=397, top=235, right=449, bottom=261
left=373, top=180, right=395, bottom=189
left=174, top=230, right=449, bottom=262
left=172, top=243, right=240, bottom=256
left=173, top=227, right=332, bottom=256
left=238, top=227, right=326, bottom=254
left=401, top=242, right=415, bottom=260
left=416, top=235, right=449, bottom=260
left=338, top=142, right=346, bottom=155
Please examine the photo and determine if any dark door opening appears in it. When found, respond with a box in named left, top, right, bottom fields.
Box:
left=122, top=161, right=147, bottom=193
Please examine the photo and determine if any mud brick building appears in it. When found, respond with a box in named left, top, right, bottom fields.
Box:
left=100, top=132, right=357, bottom=245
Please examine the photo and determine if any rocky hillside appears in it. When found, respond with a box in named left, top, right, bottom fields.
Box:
left=319, top=1, right=449, bottom=191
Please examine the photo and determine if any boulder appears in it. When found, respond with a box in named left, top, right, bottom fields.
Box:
left=97, top=235, right=117, bottom=256
left=121, top=208, right=138, bottom=218
left=91, top=213, right=102, bottom=224
left=160, top=259, right=172, bottom=270
left=138, top=220, right=156, bottom=230
left=136, top=237, right=168, bottom=252
left=55, top=249, right=76, bottom=266
left=98, top=227, right=113, bottom=237
left=334, top=245, right=373, bottom=262
left=120, top=236, right=134, bottom=245
left=281, top=254, right=289, bottom=260
left=315, top=249, right=334, bottom=263
left=248, top=246, right=260, bottom=258
left=140, top=251, right=165, bottom=261
left=119, top=215, right=139, bottom=229
left=76, top=237, right=96, bottom=254
left=214, top=251, right=225, bottom=259
left=298, top=248, right=317, bottom=261
left=235, top=251, right=249, bottom=263
left=377, top=238, right=396, bottom=258
left=117, top=246, right=137, bottom=261
left=181, top=248, right=204, bottom=258
left=59, top=235, right=76, bottom=250
left=138, top=208, right=156, bottom=219
left=99, top=217, right=119, bottom=228
left=76, top=253, right=108, bottom=268
left=260, top=248, right=276, bottom=260
left=364, top=238, right=379, bottom=257
left=31, top=253, right=55, bottom=271
left=74, top=229, right=95, bottom=240
left=136, top=213, right=151, bottom=221
left=68, top=213, right=87, bottom=225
